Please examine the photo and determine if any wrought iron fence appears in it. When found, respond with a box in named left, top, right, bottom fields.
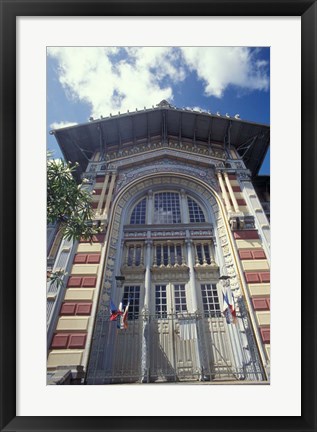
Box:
left=87, top=311, right=265, bottom=385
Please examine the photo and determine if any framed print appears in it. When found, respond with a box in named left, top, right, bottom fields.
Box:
left=1, top=1, right=316, bottom=431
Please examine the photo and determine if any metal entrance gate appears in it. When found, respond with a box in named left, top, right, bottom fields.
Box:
left=149, top=314, right=200, bottom=382
left=87, top=310, right=265, bottom=384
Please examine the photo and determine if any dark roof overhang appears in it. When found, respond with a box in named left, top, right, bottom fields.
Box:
left=51, top=105, right=270, bottom=178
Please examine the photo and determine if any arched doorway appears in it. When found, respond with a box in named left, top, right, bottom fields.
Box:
left=87, top=173, right=263, bottom=384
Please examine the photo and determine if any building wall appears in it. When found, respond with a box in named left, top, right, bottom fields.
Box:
left=47, top=139, right=270, bottom=383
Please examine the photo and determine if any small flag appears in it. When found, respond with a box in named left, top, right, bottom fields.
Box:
left=122, top=298, right=130, bottom=329
left=222, top=285, right=236, bottom=324
left=229, top=290, right=237, bottom=323
left=109, top=299, right=123, bottom=322
left=117, top=300, right=124, bottom=329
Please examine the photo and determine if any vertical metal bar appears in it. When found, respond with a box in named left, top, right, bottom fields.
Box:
left=169, top=286, right=177, bottom=382
left=147, top=313, right=151, bottom=383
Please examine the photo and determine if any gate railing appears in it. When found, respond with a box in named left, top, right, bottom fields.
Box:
left=86, top=311, right=266, bottom=384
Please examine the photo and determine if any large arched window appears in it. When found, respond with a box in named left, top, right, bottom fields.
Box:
left=129, top=191, right=206, bottom=225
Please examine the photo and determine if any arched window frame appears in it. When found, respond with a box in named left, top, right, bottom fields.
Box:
left=127, top=189, right=208, bottom=225
left=129, top=197, right=147, bottom=225
left=187, top=196, right=206, bottom=223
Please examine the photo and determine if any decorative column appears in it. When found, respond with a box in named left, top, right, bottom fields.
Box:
left=97, top=173, right=110, bottom=215
left=210, top=241, right=216, bottom=264
left=144, top=240, right=152, bottom=309
left=217, top=171, right=232, bottom=213
left=185, top=238, right=204, bottom=379
left=185, top=239, right=198, bottom=312
left=147, top=190, right=153, bottom=224
left=141, top=239, right=152, bottom=383
left=180, top=189, right=189, bottom=223
left=153, top=244, right=157, bottom=267
left=202, top=244, right=207, bottom=265
left=223, top=172, right=240, bottom=213
left=103, top=171, right=117, bottom=219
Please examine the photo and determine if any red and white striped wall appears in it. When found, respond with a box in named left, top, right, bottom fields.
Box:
left=233, top=229, right=270, bottom=359
left=47, top=233, right=105, bottom=370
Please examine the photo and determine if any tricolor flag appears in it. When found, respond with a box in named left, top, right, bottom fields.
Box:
left=228, top=290, right=237, bottom=323
left=117, top=300, right=124, bottom=329
left=222, top=286, right=236, bottom=324
left=121, top=298, right=130, bottom=330
left=222, top=287, right=231, bottom=324
left=109, top=299, right=123, bottom=322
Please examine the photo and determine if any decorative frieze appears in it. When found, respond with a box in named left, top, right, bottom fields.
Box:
left=194, top=265, right=220, bottom=281
left=151, top=230, right=186, bottom=239
left=98, top=140, right=226, bottom=165
left=114, top=158, right=219, bottom=196
left=152, top=266, right=189, bottom=282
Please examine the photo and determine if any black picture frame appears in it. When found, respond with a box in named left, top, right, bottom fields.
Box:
left=0, top=1, right=316, bottom=431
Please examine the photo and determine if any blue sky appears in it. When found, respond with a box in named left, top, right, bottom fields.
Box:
left=47, top=47, right=270, bottom=174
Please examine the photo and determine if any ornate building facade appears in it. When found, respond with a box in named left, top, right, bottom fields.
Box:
left=47, top=101, right=270, bottom=385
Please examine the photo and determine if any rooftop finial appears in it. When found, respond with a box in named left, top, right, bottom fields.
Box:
left=157, top=100, right=171, bottom=108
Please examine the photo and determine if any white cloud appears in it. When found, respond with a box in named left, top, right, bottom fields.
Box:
left=47, top=47, right=186, bottom=118
left=186, top=106, right=209, bottom=113
left=50, top=121, right=78, bottom=130
left=180, top=47, right=269, bottom=97
left=47, top=47, right=269, bottom=118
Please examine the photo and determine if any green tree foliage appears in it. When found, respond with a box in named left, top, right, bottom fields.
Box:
left=47, top=156, right=100, bottom=241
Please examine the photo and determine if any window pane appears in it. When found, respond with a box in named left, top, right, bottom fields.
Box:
left=203, top=244, right=211, bottom=264
left=155, top=285, right=167, bottom=318
left=174, top=284, right=187, bottom=313
left=176, top=245, right=182, bottom=264
left=163, top=245, right=168, bottom=266
left=196, top=244, right=203, bottom=265
left=130, top=198, right=146, bottom=224
left=201, top=284, right=221, bottom=317
left=154, top=192, right=181, bottom=224
left=187, top=197, right=205, bottom=223
left=170, top=245, right=175, bottom=265
left=127, top=246, right=134, bottom=266
left=123, top=286, right=140, bottom=319
left=156, top=245, right=162, bottom=266
left=135, top=246, right=141, bottom=266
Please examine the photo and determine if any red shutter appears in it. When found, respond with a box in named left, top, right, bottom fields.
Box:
left=260, top=272, right=270, bottom=283
left=76, top=303, right=92, bottom=315
left=245, top=272, right=260, bottom=283
left=68, top=334, right=87, bottom=349
left=82, top=276, right=97, bottom=287
left=237, top=198, right=246, bottom=206
left=60, top=303, right=76, bottom=315
left=239, top=250, right=253, bottom=260
left=51, top=334, right=69, bottom=349
left=67, top=277, right=82, bottom=287
left=252, top=298, right=270, bottom=310
left=260, top=327, right=270, bottom=343
left=252, top=250, right=266, bottom=259
left=73, top=254, right=87, bottom=264
left=232, top=185, right=241, bottom=192
left=87, top=254, right=101, bottom=264
left=234, top=230, right=259, bottom=240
